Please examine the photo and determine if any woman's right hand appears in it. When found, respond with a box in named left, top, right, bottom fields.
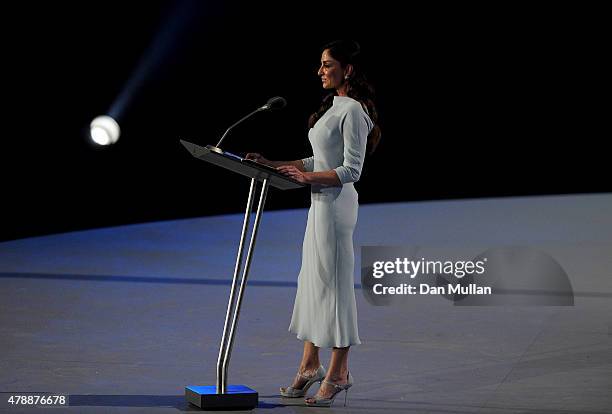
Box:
left=245, top=152, right=271, bottom=166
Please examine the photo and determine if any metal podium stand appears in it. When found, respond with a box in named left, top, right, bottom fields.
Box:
left=180, top=140, right=304, bottom=410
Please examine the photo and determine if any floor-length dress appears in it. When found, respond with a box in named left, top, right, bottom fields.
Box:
left=288, top=95, right=373, bottom=348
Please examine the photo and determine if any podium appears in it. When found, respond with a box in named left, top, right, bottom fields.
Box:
left=180, top=140, right=305, bottom=410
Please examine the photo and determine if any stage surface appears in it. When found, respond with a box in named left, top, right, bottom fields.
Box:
left=1, top=194, right=611, bottom=413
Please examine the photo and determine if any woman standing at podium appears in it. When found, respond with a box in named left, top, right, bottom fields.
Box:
left=246, top=39, right=381, bottom=407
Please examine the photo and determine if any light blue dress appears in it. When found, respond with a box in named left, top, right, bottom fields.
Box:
left=288, top=95, right=373, bottom=348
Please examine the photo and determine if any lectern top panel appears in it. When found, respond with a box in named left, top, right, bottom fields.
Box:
left=180, top=140, right=306, bottom=190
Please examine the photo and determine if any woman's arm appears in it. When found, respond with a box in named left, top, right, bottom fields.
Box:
left=305, top=171, right=341, bottom=186
left=276, top=166, right=342, bottom=187
left=247, top=153, right=341, bottom=186
left=244, top=153, right=306, bottom=171
left=268, top=159, right=305, bottom=170
left=332, top=103, right=371, bottom=185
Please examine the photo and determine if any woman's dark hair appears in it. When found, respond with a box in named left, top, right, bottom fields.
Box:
left=308, top=39, right=382, bottom=154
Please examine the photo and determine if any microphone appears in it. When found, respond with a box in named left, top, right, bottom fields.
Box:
left=260, top=96, right=287, bottom=111
left=210, top=96, right=287, bottom=152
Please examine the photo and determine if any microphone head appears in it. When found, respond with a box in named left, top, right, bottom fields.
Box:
left=262, top=96, right=287, bottom=111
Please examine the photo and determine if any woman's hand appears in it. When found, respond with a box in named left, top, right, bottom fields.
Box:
left=244, top=152, right=271, bottom=166
left=277, top=165, right=311, bottom=184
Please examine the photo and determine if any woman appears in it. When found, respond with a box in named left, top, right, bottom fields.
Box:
left=246, top=39, right=381, bottom=407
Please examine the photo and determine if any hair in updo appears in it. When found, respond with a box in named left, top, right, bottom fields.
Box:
left=308, top=39, right=381, bottom=154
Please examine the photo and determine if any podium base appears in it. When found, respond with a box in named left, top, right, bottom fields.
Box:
left=185, top=385, right=258, bottom=410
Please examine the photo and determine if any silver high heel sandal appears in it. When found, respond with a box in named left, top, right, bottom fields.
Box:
left=280, top=365, right=326, bottom=398
left=304, top=371, right=353, bottom=407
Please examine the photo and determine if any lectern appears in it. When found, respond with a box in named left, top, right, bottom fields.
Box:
left=180, top=140, right=305, bottom=410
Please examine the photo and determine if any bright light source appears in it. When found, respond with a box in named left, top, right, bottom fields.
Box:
left=90, top=115, right=120, bottom=145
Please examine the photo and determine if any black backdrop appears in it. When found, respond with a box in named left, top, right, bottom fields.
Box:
left=2, top=1, right=607, bottom=241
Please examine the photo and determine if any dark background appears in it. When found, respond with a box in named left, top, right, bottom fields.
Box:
left=2, top=1, right=607, bottom=242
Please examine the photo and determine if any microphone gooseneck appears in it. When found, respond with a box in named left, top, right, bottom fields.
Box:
left=214, top=96, right=287, bottom=149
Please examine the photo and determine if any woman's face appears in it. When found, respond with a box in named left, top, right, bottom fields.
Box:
left=317, top=49, right=346, bottom=90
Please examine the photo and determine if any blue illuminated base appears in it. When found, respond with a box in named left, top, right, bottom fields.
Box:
left=185, top=385, right=258, bottom=410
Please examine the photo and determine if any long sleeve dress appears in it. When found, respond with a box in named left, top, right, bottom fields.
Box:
left=288, top=95, right=373, bottom=348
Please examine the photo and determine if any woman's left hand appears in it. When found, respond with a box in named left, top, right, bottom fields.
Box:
left=277, top=165, right=311, bottom=184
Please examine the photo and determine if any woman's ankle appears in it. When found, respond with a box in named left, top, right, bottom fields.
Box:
left=299, top=361, right=321, bottom=372
left=326, top=368, right=349, bottom=383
